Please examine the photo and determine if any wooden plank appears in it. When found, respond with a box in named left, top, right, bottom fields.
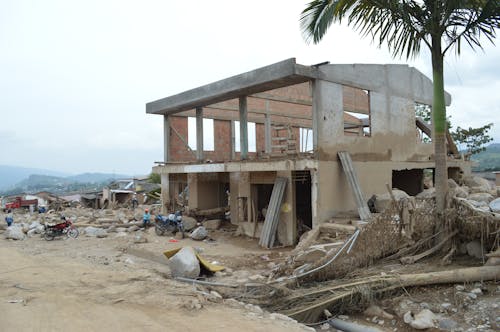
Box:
left=338, top=151, right=371, bottom=221
left=319, top=222, right=356, bottom=234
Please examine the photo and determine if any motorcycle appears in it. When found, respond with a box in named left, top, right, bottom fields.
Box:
left=43, top=218, right=79, bottom=241
left=155, top=211, right=185, bottom=238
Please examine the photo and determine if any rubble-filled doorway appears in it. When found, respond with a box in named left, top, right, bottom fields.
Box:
left=392, top=169, right=424, bottom=196
left=294, top=171, right=312, bottom=235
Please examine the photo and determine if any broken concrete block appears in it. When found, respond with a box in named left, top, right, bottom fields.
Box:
left=168, top=246, right=200, bottom=278
left=467, top=192, right=494, bottom=204
left=374, top=189, right=410, bottom=212
left=203, top=219, right=221, bottom=230
left=190, top=226, right=208, bottom=241
left=133, top=232, right=148, bottom=244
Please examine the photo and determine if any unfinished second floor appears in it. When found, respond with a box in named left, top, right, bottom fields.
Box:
left=147, top=58, right=452, bottom=166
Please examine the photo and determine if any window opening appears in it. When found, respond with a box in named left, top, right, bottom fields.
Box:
left=188, top=117, right=214, bottom=151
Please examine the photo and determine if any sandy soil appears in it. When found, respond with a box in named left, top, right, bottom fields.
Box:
left=0, top=230, right=311, bottom=332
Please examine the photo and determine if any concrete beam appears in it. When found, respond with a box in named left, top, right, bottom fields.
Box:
left=239, top=96, right=248, bottom=160
left=196, top=107, right=203, bottom=161
left=146, top=58, right=316, bottom=115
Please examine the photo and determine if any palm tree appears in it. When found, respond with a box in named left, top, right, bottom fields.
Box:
left=301, top=0, right=500, bottom=215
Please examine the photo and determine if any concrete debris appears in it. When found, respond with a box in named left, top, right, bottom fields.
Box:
left=190, top=226, right=208, bottom=241
left=168, top=246, right=200, bottom=278
left=294, top=248, right=327, bottom=264
left=452, top=186, right=469, bottom=198
left=463, top=176, right=492, bottom=192
left=447, top=178, right=458, bottom=189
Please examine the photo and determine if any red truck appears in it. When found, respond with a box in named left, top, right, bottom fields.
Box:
left=4, top=197, right=38, bottom=211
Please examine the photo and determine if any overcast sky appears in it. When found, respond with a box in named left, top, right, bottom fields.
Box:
left=1, top=0, right=499, bottom=175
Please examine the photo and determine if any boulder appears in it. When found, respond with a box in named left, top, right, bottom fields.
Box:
left=452, top=186, right=468, bottom=198
left=463, top=176, right=492, bottom=192
left=416, top=188, right=435, bottom=199
left=203, top=219, right=221, bottom=230
left=466, top=240, right=483, bottom=259
left=467, top=192, right=494, bottom=203
left=182, top=216, right=197, bottom=231
left=4, top=226, right=25, bottom=240
left=447, top=178, right=458, bottom=189
left=409, top=309, right=437, bottom=330
left=168, top=246, right=200, bottom=278
left=84, top=226, right=108, bottom=238
left=295, top=249, right=327, bottom=264
left=133, top=232, right=148, bottom=244
left=374, top=189, right=410, bottom=212
left=190, top=226, right=208, bottom=241
left=489, top=197, right=500, bottom=213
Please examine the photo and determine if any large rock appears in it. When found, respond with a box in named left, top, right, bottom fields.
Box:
left=182, top=216, right=197, bottom=231
left=190, top=226, right=208, bottom=241
left=374, top=189, right=410, bottom=212
left=203, top=219, right=221, bottom=230
left=4, top=226, right=25, bottom=240
left=466, top=240, right=483, bottom=259
left=447, top=178, right=458, bottom=189
left=168, top=247, right=200, bottom=278
left=452, top=186, right=468, bottom=198
left=295, top=249, right=327, bottom=264
left=416, top=188, right=435, bottom=199
left=409, top=309, right=437, bottom=330
left=463, top=176, right=492, bottom=192
left=489, top=197, right=500, bottom=213
left=467, top=192, right=494, bottom=204
left=84, top=226, right=108, bottom=238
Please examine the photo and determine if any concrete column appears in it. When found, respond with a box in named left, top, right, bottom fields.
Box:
left=196, top=107, right=203, bottom=162
left=312, top=79, right=343, bottom=153
left=239, top=96, right=248, bottom=160
left=311, top=168, right=319, bottom=228
left=187, top=173, right=199, bottom=210
left=163, top=115, right=170, bottom=162
left=161, top=173, right=170, bottom=214
left=264, top=100, right=271, bottom=154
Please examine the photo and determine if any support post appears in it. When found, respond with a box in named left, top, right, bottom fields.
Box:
left=265, top=100, right=271, bottom=154
left=163, top=115, right=170, bottom=162
left=161, top=173, right=170, bottom=214
left=239, top=96, right=248, bottom=160
left=196, top=107, right=203, bottom=162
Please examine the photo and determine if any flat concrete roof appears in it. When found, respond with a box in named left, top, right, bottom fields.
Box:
left=146, top=58, right=317, bottom=115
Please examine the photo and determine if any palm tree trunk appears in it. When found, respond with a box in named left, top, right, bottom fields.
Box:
left=431, top=40, right=448, bottom=215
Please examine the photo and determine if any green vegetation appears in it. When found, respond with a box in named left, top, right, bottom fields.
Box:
left=451, top=123, right=494, bottom=157
left=471, top=143, right=500, bottom=171
left=300, top=0, right=500, bottom=213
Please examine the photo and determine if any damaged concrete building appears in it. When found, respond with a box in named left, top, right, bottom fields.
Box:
left=146, top=58, right=470, bottom=247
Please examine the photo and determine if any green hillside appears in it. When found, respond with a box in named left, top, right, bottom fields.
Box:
left=471, top=143, right=500, bottom=171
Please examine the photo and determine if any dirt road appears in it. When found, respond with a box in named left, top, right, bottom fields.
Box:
left=0, top=234, right=311, bottom=332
